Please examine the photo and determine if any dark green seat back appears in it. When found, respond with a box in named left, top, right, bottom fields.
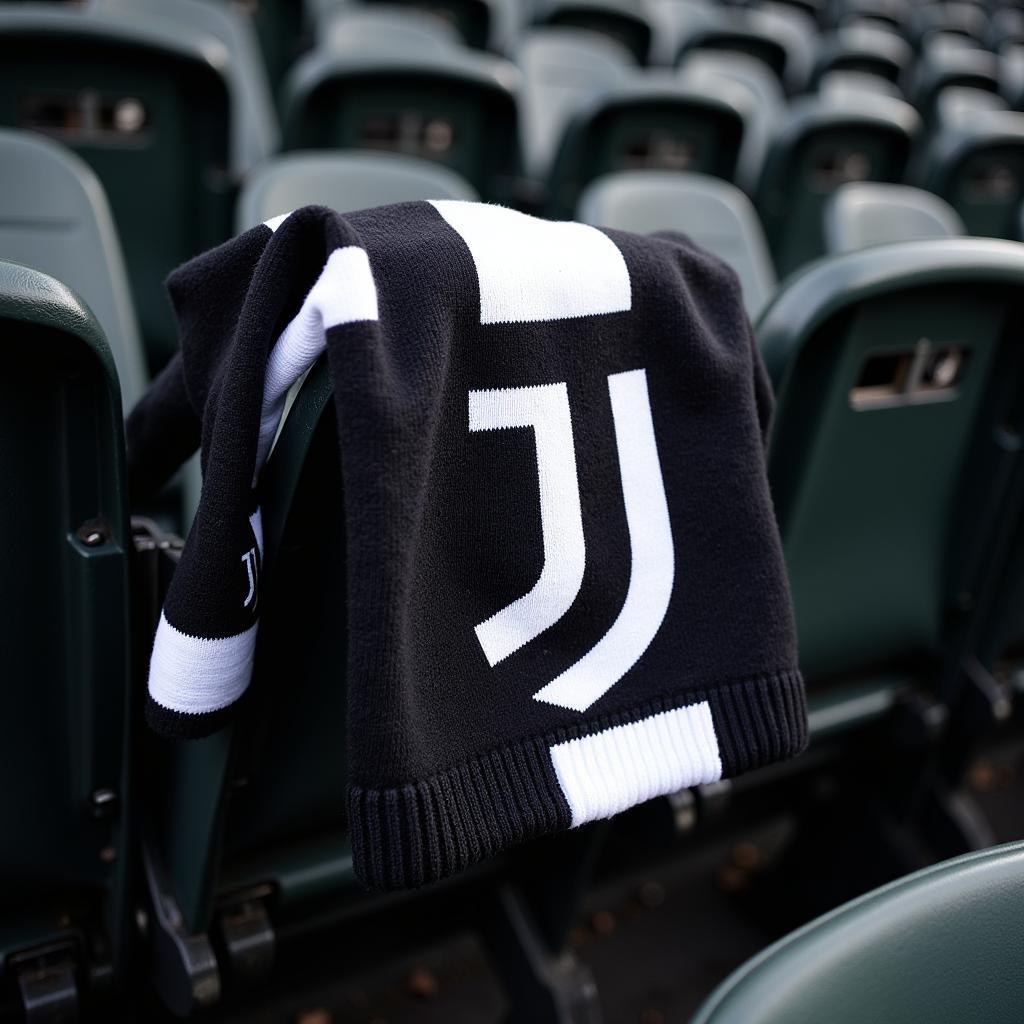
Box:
left=281, top=47, right=521, bottom=203
left=537, top=0, right=652, bottom=65
left=546, top=82, right=746, bottom=218
left=811, top=24, right=911, bottom=86
left=355, top=0, right=510, bottom=52
left=759, top=240, right=1024, bottom=715
left=756, top=90, right=919, bottom=276
left=691, top=841, right=1024, bottom=1024
left=0, top=261, right=132, bottom=1004
left=0, top=8, right=234, bottom=370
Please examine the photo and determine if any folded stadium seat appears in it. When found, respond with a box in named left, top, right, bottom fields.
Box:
left=342, top=0, right=521, bottom=54
left=757, top=238, right=1024, bottom=739
left=235, top=150, right=480, bottom=231
left=909, top=34, right=1001, bottom=126
left=754, top=83, right=920, bottom=276
left=827, top=0, right=911, bottom=35
left=545, top=75, right=749, bottom=217
left=0, top=260, right=133, bottom=1020
left=315, top=4, right=464, bottom=52
left=0, top=5, right=272, bottom=370
left=280, top=40, right=522, bottom=204
left=533, top=0, right=654, bottom=65
left=517, top=25, right=633, bottom=183
left=690, top=842, right=1024, bottom=1024
left=673, top=4, right=814, bottom=95
left=818, top=68, right=903, bottom=98
left=909, top=1, right=989, bottom=52
left=823, top=182, right=965, bottom=252
left=679, top=50, right=787, bottom=194
left=0, top=128, right=147, bottom=408
left=810, top=24, right=912, bottom=88
left=576, top=169, right=777, bottom=317
left=999, top=41, right=1024, bottom=111
left=914, top=90, right=1024, bottom=238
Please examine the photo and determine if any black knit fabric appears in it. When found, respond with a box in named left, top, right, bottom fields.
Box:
left=127, top=202, right=806, bottom=889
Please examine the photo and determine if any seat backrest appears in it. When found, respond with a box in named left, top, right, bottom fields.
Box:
left=758, top=239, right=1024, bottom=700
left=917, top=107, right=1024, bottom=239
left=316, top=5, right=463, bottom=54
left=517, top=26, right=632, bottom=180
left=691, top=841, right=1024, bottom=1024
left=910, top=35, right=1000, bottom=125
left=755, top=87, right=920, bottom=276
left=281, top=44, right=521, bottom=203
left=0, top=6, right=236, bottom=369
left=536, top=0, right=653, bottom=64
left=0, top=260, right=132, bottom=1012
left=546, top=77, right=747, bottom=217
left=824, top=182, right=965, bottom=253
left=0, top=127, right=147, bottom=407
left=577, top=169, right=777, bottom=317
left=811, top=24, right=911, bottom=86
left=351, top=0, right=519, bottom=53
left=236, top=151, right=480, bottom=231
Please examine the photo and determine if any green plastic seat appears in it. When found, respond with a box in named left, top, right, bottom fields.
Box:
left=0, top=127, right=147, bottom=407
left=0, top=260, right=132, bottom=1017
left=545, top=76, right=748, bottom=218
left=281, top=42, right=521, bottom=203
left=577, top=169, right=777, bottom=317
left=236, top=150, right=480, bottom=231
left=0, top=5, right=239, bottom=370
left=754, top=86, right=920, bottom=276
left=225, top=0, right=305, bottom=90
left=915, top=104, right=1024, bottom=239
left=828, top=0, right=911, bottom=35
left=910, top=2, right=989, bottom=51
left=517, top=25, right=632, bottom=181
left=349, top=0, right=520, bottom=53
left=316, top=4, right=463, bottom=54
left=811, top=24, right=911, bottom=87
left=673, top=5, right=813, bottom=94
left=910, top=35, right=1000, bottom=125
left=691, top=841, right=1024, bottom=1024
left=534, top=0, right=653, bottom=65
left=824, top=182, right=965, bottom=253
left=758, top=238, right=1024, bottom=729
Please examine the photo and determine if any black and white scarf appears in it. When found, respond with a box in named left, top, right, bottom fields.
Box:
left=127, top=201, right=806, bottom=889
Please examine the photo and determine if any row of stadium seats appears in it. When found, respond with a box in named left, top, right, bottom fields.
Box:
left=3, top=146, right=1023, bottom=1014
left=5, top=2, right=1024, bottom=371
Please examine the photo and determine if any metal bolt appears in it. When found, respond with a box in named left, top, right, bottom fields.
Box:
left=91, top=788, right=118, bottom=819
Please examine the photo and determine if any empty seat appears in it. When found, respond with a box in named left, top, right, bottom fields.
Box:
left=534, top=0, right=653, bottom=65
left=0, top=128, right=147, bottom=407
left=915, top=101, right=1024, bottom=239
left=828, top=0, right=911, bottom=35
left=236, top=151, right=479, bottom=231
left=316, top=5, right=463, bottom=53
left=545, top=76, right=748, bottom=217
left=517, top=25, right=632, bottom=181
left=811, top=24, right=911, bottom=87
left=692, top=842, right=1024, bottom=1024
left=280, top=43, right=521, bottom=204
left=755, top=86, right=920, bottom=275
left=674, top=4, right=814, bottom=94
left=824, top=182, right=965, bottom=252
left=757, top=238, right=1024, bottom=731
left=910, top=2, right=988, bottom=51
left=0, top=259, right=132, bottom=1019
left=577, top=170, right=777, bottom=317
left=348, top=0, right=519, bottom=53
left=910, top=36, right=1001, bottom=125
left=0, top=6, right=254, bottom=368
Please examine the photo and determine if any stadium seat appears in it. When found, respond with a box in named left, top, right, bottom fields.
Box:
left=673, top=4, right=814, bottom=94
left=280, top=43, right=521, bottom=204
left=236, top=151, right=480, bottom=231
left=0, top=127, right=147, bottom=407
left=0, top=259, right=133, bottom=1020
left=534, top=0, right=653, bottom=65
left=810, top=24, right=911, bottom=88
left=545, top=76, right=748, bottom=218
left=910, top=2, right=989, bottom=51
left=315, top=4, right=463, bottom=53
left=0, top=5, right=255, bottom=369
left=348, top=0, right=520, bottom=54
left=915, top=101, right=1024, bottom=239
left=823, top=182, right=964, bottom=252
left=909, top=36, right=1001, bottom=125
left=517, top=25, right=632, bottom=181
left=576, top=170, right=777, bottom=317
left=828, top=0, right=911, bottom=35
left=691, top=841, right=1024, bottom=1024
left=758, top=238, right=1024, bottom=730
left=679, top=50, right=787, bottom=193
left=755, top=85, right=920, bottom=276
left=226, top=0, right=306, bottom=90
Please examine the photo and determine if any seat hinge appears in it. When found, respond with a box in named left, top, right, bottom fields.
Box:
left=216, top=885, right=276, bottom=988
left=11, top=941, right=80, bottom=1024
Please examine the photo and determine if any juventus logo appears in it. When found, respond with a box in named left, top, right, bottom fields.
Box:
left=469, top=368, right=674, bottom=713
left=241, top=546, right=259, bottom=611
